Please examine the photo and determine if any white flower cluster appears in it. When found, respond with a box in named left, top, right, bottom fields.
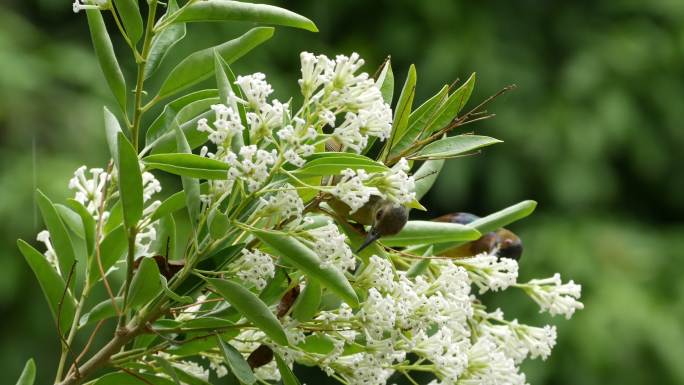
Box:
left=68, top=166, right=109, bottom=218
left=456, top=252, right=519, bottom=294
left=305, top=221, right=356, bottom=271
left=195, top=52, right=394, bottom=202
left=521, top=273, right=584, bottom=319
left=234, top=249, right=276, bottom=290
left=256, top=184, right=305, bottom=224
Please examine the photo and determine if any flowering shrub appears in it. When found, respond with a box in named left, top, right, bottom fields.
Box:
left=14, top=1, right=582, bottom=385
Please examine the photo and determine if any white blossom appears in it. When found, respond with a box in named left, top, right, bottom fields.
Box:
left=235, top=72, right=273, bottom=109
left=68, top=166, right=109, bottom=217
left=330, top=168, right=377, bottom=212
left=72, top=0, right=106, bottom=13
left=234, top=249, right=275, bottom=290
left=522, top=273, right=584, bottom=319
left=370, top=157, right=415, bottom=204
left=226, top=145, right=278, bottom=192
left=459, top=336, right=528, bottom=385
left=456, top=252, right=519, bottom=294
left=196, top=104, right=244, bottom=146
left=36, top=230, right=59, bottom=273
left=299, top=52, right=333, bottom=98
left=257, top=184, right=304, bottom=223
left=306, top=221, right=355, bottom=271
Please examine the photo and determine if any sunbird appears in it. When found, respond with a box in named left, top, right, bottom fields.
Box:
left=433, top=212, right=523, bottom=260
left=328, top=195, right=409, bottom=252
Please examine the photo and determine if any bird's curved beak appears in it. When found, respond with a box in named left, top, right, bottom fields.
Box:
left=357, top=227, right=381, bottom=253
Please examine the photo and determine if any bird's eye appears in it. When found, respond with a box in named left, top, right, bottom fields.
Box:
left=376, top=209, right=383, bottom=220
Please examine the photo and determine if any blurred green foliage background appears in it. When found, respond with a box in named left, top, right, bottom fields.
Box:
left=1, top=0, right=683, bottom=384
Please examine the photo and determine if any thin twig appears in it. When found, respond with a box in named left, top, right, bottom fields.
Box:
left=95, top=161, right=121, bottom=316
left=70, top=320, right=105, bottom=374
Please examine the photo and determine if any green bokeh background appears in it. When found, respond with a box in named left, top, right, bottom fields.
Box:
left=2, top=0, right=683, bottom=384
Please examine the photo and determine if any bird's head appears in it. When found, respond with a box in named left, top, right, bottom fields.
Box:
left=357, top=200, right=408, bottom=252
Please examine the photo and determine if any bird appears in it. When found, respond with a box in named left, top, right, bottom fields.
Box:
left=433, top=212, right=523, bottom=260
left=327, top=195, right=409, bottom=252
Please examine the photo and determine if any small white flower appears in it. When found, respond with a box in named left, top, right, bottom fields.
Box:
left=299, top=52, right=333, bottom=98
left=330, top=168, right=377, bottom=213
left=36, top=230, right=60, bottom=273
left=226, top=145, right=278, bottom=192
left=522, top=273, right=584, bottom=319
left=235, top=72, right=273, bottom=110
left=370, top=157, right=415, bottom=204
left=459, top=336, right=528, bottom=385
left=72, top=0, right=106, bottom=13
left=196, top=104, right=244, bottom=146
left=456, top=252, right=519, bottom=294
left=234, top=249, right=275, bottom=290
left=257, top=184, right=304, bottom=223
left=332, top=112, right=367, bottom=153
left=306, top=221, right=355, bottom=271
left=68, top=166, right=109, bottom=217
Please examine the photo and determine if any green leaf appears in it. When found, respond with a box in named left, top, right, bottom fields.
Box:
left=15, top=358, right=36, bottom=385
left=390, top=85, right=449, bottom=158
left=17, top=239, right=76, bottom=330
left=128, top=257, right=163, bottom=309
left=145, top=0, right=186, bottom=79
left=205, top=277, right=289, bottom=346
left=93, top=372, right=177, bottom=385
left=161, top=276, right=193, bottom=304
left=433, top=200, right=538, bottom=254
left=216, top=337, right=257, bottom=385
left=144, top=153, right=229, bottom=179
left=294, top=153, right=389, bottom=177
left=104, top=107, right=124, bottom=165
left=86, top=9, right=127, bottom=111
left=79, top=297, right=123, bottom=327
left=291, top=280, right=321, bottom=322
left=151, top=214, right=176, bottom=260
left=55, top=204, right=85, bottom=240
left=88, top=224, right=127, bottom=285
left=251, top=230, right=359, bottom=307
left=412, top=135, right=502, bottom=160
left=104, top=200, right=123, bottom=234
left=384, top=64, right=416, bottom=157
left=173, top=0, right=318, bottom=32
left=117, top=133, right=144, bottom=228
left=154, top=355, right=181, bottom=385
left=145, top=89, right=218, bottom=147
left=208, top=206, right=230, bottom=240
left=422, top=73, right=476, bottom=137
left=174, top=123, right=201, bottom=227
left=413, top=159, right=444, bottom=202
left=35, top=190, right=76, bottom=278
left=150, top=189, right=188, bottom=222
left=66, top=199, right=96, bottom=257
left=376, top=59, right=394, bottom=104
left=155, top=27, right=274, bottom=101
left=381, top=221, right=481, bottom=247
left=113, top=0, right=143, bottom=44
left=275, top=353, right=301, bottom=385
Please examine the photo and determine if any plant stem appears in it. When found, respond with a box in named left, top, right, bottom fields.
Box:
left=54, top=287, right=89, bottom=384
left=130, top=0, right=159, bottom=151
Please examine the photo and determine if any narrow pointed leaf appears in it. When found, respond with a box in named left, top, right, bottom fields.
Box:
left=214, top=52, right=248, bottom=149
left=173, top=0, right=317, bottom=32
left=294, top=153, right=388, bottom=177
left=144, top=153, right=229, bottom=179
left=66, top=199, right=96, bottom=257
left=93, top=372, right=176, bottom=385
left=251, top=230, right=359, bottom=307
left=155, top=27, right=274, bottom=101
left=79, top=297, right=123, bottom=327
left=217, top=337, right=257, bottom=385
left=291, top=280, right=321, bottom=322
left=376, top=59, right=394, bottom=104
left=128, top=256, right=163, bottom=309
left=36, top=190, right=76, bottom=277
left=381, top=221, right=480, bottom=247
left=117, top=133, right=143, bottom=228
left=17, top=239, right=76, bottom=330
left=390, top=85, right=449, bottom=157
left=413, top=159, right=444, bottom=202
left=174, top=123, right=200, bottom=227
left=384, top=64, right=416, bottom=157
left=154, top=355, right=182, bottom=385
left=104, top=107, right=123, bottom=165
left=145, top=89, right=218, bottom=146
left=86, top=10, right=127, bottom=110
left=113, top=0, right=143, bottom=44
left=88, top=224, right=127, bottom=285
left=55, top=204, right=85, bottom=240
left=275, top=353, right=301, bottom=385
left=205, top=277, right=289, bottom=346
left=412, top=135, right=502, bottom=160
left=15, top=358, right=36, bottom=385
left=145, top=0, right=186, bottom=79
left=422, top=73, right=476, bottom=137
